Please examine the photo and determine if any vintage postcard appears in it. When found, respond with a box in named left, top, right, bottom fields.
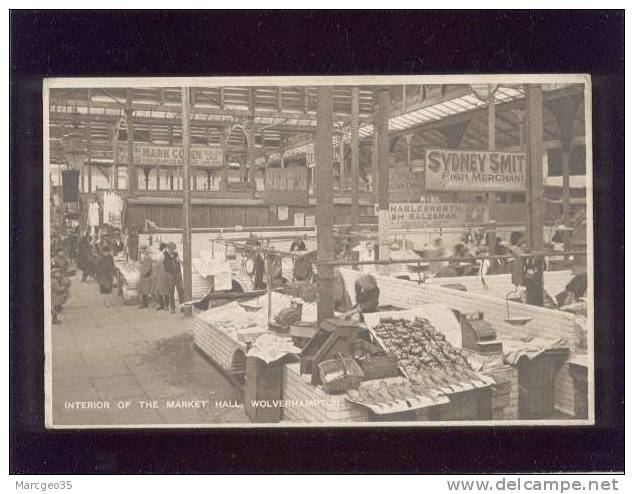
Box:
left=44, top=75, right=593, bottom=428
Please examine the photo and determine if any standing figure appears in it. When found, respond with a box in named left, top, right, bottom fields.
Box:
left=127, top=225, right=139, bottom=262
left=137, top=245, right=154, bottom=308
left=153, top=243, right=171, bottom=311
left=171, top=251, right=184, bottom=311
left=77, top=231, right=94, bottom=281
left=163, top=242, right=180, bottom=313
left=96, top=237, right=115, bottom=295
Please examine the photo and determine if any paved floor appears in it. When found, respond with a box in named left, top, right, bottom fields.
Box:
left=50, top=274, right=248, bottom=426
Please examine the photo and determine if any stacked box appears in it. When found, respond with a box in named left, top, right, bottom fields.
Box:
left=485, top=365, right=519, bottom=420
left=517, top=352, right=567, bottom=419
left=553, top=362, right=575, bottom=416
left=244, top=356, right=285, bottom=423
left=422, top=388, right=491, bottom=421
left=282, top=363, right=369, bottom=423
left=554, top=361, right=588, bottom=419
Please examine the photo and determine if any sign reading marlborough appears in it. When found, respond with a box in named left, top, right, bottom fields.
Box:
left=117, top=143, right=224, bottom=168
left=424, top=148, right=526, bottom=192
left=387, top=196, right=487, bottom=229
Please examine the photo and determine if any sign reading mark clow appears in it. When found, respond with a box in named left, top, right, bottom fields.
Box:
left=117, top=143, right=224, bottom=167
left=425, top=148, right=526, bottom=192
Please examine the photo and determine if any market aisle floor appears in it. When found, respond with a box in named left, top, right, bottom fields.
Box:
left=51, top=274, right=249, bottom=426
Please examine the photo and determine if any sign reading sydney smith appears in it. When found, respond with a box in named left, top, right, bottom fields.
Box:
left=425, top=148, right=526, bottom=192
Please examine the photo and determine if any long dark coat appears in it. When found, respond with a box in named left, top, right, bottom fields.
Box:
left=153, top=252, right=171, bottom=296
left=137, top=253, right=154, bottom=296
left=77, top=236, right=89, bottom=270
left=96, top=254, right=115, bottom=294
left=78, top=235, right=94, bottom=274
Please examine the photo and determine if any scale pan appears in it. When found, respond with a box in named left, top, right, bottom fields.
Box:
left=504, top=317, right=532, bottom=326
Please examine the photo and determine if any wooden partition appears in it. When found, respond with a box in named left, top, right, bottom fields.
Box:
left=423, top=270, right=575, bottom=300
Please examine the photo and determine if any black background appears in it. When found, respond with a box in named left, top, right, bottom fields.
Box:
left=10, top=10, right=625, bottom=474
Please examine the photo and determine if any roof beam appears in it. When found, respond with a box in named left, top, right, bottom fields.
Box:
left=390, top=85, right=581, bottom=139
left=51, top=97, right=375, bottom=123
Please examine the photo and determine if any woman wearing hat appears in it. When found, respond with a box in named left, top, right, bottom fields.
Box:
left=163, top=242, right=181, bottom=313
left=96, top=241, right=115, bottom=295
left=153, top=242, right=171, bottom=310
left=137, top=245, right=153, bottom=308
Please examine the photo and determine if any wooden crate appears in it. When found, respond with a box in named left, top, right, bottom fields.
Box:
left=518, top=351, right=568, bottom=419
left=425, top=388, right=492, bottom=421
left=244, top=356, right=285, bottom=423
left=483, top=365, right=519, bottom=420
left=567, top=360, right=589, bottom=419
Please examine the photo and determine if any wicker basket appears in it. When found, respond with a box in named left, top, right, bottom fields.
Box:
left=318, top=354, right=364, bottom=394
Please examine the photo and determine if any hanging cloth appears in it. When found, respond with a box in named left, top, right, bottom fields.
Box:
left=88, top=201, right=100, bottom=229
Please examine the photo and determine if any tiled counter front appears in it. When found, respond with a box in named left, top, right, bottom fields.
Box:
left=281, top=363, right=369, bottom=423
left=193, top=315, right=247, bottom=373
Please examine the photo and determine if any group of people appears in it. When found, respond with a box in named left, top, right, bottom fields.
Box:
left=77, top=225, right=126, bottom=295
left=423, top=232, right=529, bottom=279
left=50, top=246, right=72, bottom=325
left=56, top=219, right=185, bottom=318
left=138, top=242, right=184, bottom=313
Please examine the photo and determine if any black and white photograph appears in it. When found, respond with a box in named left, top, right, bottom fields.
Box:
left=43, top=76, right=593, bottom=427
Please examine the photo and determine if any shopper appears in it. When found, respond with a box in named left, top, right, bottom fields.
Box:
left=96, top=242, right=115, bottom=295
left=172, top=251, right=184, bottom=310
left=77, top=231, right=94, bottom=281
left=153, top=243, right=171, bottom=311
left=127, top=225, right=139, bottom=262
left=137, top=245, right=153, bottom=309
left=163, top=242, right=180, bottom=313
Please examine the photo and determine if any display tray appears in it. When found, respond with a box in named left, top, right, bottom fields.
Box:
left=362, top=308, right=496, bottom=400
